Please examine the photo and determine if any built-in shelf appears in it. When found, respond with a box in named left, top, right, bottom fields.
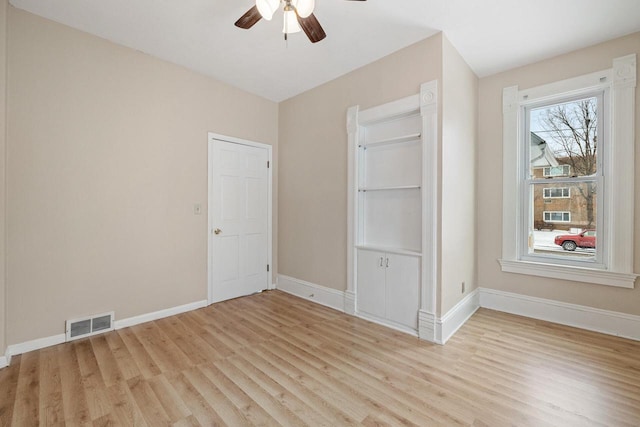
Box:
left=360, top=133, right=421, bottom=149
left=355, top=245, right=422, bottom=257
left=358, top=185, right=421, bottom=192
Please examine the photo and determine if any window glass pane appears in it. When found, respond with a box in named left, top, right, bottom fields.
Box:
left=543, top=186, right=570, bottom=199
left=529, top=96, right=598, bottom=179
left=529, top=182, right=597, bottom=260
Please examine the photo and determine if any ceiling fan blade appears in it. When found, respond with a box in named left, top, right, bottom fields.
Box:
left=235, top=5, right=262, bottom=29
left=297, top=13, right=327, bottom=43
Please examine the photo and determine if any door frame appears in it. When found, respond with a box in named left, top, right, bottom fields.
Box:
left=207, top=132, right=273, bottom=305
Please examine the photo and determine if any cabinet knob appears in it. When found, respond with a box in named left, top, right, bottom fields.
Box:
left=379, top=257, right=384, bottom=267
left=386, top=258, right=389, bottom=268
left=214, top=228, right=222, bottom=235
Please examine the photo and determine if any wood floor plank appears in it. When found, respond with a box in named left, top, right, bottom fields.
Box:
left=90, top=335, right=124, bottom=388
left=126, top=376, right=173, bottom=426
left=130, top=323, right=191, bottom=374
left=264, top=337, right=457, bottom=426
left=229, top=351, right=357, bottom=426
left=213, top=357, right=311, bottom=427
left=187, top=310, right=248, bottom=352
left=154, top=316, right=217, bottom=366
left=254, top=341, right=428, bottom=426
left=199, top=362, right=279, bottom=426
left=146, top=375, right=191, bottom=423
left=74, top=339, right=113, bottom=421
left=116, top=327, right=161, bottom=380
left=57, top=343, right=92, bottom=426
left=92, top=412, right=119, bottom=427
left=11, top=352, right=40, bottom=426
left=38, top=346, right=65, bottom=426
left=310, top=319, right=563, bottom=425
left=105, top=381, right=148, bottom=427
left=175, top=312, right=234, bottom=359
left=0, top=354, right=21, bottom=427
left=103, top=332, right=142, bottom=382
left=171, top=414, right=201, bottom=427
left=2, top=291, right=640, bottom=426
left=166, top=371, right=230, bottom=426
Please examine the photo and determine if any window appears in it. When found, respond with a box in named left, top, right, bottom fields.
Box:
left=526, top=93, right=601, bottom=263
left=543, top=211, right=570, bottom=223
left=499, top=54, right=637, bottom=288
left=543, top=187, right=570, bottom=198
left=543, top=165, right=570, bottom=177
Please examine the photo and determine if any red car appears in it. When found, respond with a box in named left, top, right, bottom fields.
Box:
left=554, top=230, right=596, bottom=251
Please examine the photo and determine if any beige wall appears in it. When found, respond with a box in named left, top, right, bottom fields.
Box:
left=440, top=36, right=478, bottom=315
left=477, top=32, right=640, bottom=315
left=278, top=34, right=443, bottom=292
left=6, top=8, right=278, bottom=344
left=0, top=0, right=7, bottom=355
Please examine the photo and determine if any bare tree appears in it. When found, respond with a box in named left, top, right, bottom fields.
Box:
left=541, top=98, right=597, bottom=228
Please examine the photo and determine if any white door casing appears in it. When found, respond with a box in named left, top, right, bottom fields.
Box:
left=208, top=133, right=272, bottom=304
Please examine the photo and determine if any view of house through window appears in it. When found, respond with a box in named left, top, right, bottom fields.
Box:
left=526, top=95, right=600, bottom=261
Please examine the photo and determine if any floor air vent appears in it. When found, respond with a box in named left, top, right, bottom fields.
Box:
left=66, top=311, right=115, bottom=341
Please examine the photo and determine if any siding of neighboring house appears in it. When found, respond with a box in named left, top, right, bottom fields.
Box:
left=533, top=177, right=597, bottom=230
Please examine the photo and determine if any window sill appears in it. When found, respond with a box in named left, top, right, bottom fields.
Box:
left=498, top=259, right=637, bottom=289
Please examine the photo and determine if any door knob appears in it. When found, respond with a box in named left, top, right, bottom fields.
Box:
left=214, top=228, right=222, bottom=235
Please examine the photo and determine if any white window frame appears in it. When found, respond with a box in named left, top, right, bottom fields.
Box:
left=543, top=165, right=570, bottom=177
left=543, top=187, right=570, bottom=199
left=499, top=54, right=637, bottom=288
left=524, top=90, right=605, bottom=267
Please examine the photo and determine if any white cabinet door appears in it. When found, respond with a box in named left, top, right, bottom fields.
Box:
left=385, top=254, right=420, bottom=329
left=356, top=249, right=386, bottom=318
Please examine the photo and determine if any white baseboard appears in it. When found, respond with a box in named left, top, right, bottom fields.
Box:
left=436, top=289, right=480, bottom=344
left=114, top=300, right=207, bottom=329
left=479, top=288, right=640, bottom=341
left=344, top=290, right=356, bottom=315
left=276, top=275, right=345, bottom=312
left=3, top=299, right=208, bottom=362
left=6, top=333, right=66, bottom=360
left=418, top=310, right=436, bottom=342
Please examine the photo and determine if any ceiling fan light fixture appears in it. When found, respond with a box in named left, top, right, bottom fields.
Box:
left=256, top=0, right=279, bottom=20
left=282, top=9, right=302, bottom=34
left=293, top=0, right=315, bottom=18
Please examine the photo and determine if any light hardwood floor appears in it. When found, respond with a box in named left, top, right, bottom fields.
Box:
left=1, top=290, right=639, bottom=426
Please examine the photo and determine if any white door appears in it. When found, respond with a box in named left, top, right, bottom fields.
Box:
left=210, top=139, right=270, bottom=303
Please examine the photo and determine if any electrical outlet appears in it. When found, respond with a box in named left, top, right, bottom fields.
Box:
left=461, top=281, right=466, bottom=293
left=193, top=203, right=202, bottom=215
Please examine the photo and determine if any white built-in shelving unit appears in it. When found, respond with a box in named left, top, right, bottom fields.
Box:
left=346, top=82, right=439, bottom=339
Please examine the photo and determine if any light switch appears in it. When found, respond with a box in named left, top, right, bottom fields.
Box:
left=193, top=203, right=202, bottom=215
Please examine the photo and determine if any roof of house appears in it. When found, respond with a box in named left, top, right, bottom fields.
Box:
left=530, top=132, right=559, bottom=168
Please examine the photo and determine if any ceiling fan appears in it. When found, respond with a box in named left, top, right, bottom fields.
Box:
left=235, top=0, right=366, bottom=43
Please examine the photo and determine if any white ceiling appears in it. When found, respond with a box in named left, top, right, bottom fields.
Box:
left=10, top=0, right=640, bottom=102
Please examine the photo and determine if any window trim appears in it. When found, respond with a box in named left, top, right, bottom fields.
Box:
left=499, top=54, right=637, bottom=289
